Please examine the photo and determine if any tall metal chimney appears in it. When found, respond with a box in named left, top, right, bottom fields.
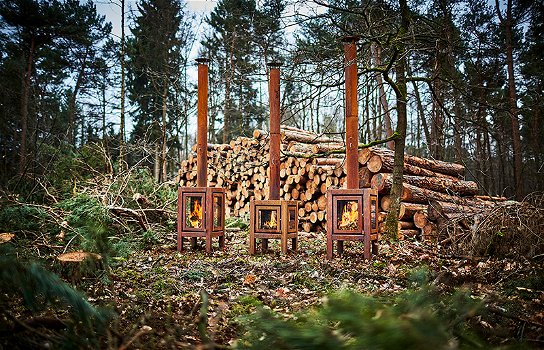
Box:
left=343, top=37, right=359, bottom=189
left=268, top=62, right=281, bottom=200
left=196, top=57, right=209, bottom=188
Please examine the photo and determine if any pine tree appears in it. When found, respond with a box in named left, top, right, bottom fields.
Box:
left=203, top=0, right=264, bottom=142
left=127, top=0, right=192, bottom=182
left=0, top=0, right=111, bottom=179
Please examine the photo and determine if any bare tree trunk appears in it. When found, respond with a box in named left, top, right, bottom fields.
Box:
left=160, top=83, right=168, bottom=182
left=222, top=36, right=236, bottom=143
left=430, top=73, right=445, bottom=159
left=453, top=101, right=463, bottom=161
left=410, top=80, right=431, bottom=154
left=18, top=37, right=35, bottom=175
left=119, top=0, right=127, bottom=172
left=530, top=94, right=541, bottom=167
left=371, top=43, right=394, bottom=150
left=101, top=72, right=113, bottom=174
left=154, top=143, right=160, bottom=182
left=315, top=72, right=324, bottom=135
left=384, top=0, right=410, bottom=239
left=68, top=46, right=89, bottom=146
left=495, top=0, right=523, bottom=200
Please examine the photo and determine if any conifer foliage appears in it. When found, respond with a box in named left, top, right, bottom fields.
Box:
left=237, top=270, right=485, bottom=350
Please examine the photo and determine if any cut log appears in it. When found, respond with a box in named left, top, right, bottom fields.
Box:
left=367, top=154, right=458, bottom=180
left=401, top=183, right=467, bottom=204
left=427, top=200, right=485, bottom=221
left=280, top=126, right=340, bottom=144
left=371, top=173, right=478, bottom=196
left=400, top=229, right=420, bottom=239
left=413, top=210, right=429, bottom=229
left=311, top=142, right=344, bottom=154
left=421, top=222, right=437, bottom=240
left=359, top=166, right=373, bottom=188
left=309, top=212, right=318, bottom=223
left=399, top=220, right=416, bottom=229
left=367, top=147, right=465, bottom=177
left=358, top=148, right=373, bottom=165
left=379, top=197, right=407, bottom=219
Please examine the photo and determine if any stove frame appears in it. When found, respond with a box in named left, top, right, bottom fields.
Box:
left=178, top=186, right=225, bottom=253
left=249, top=199, right=298, bottom=254
left=326, top=188, right=378, bottom=259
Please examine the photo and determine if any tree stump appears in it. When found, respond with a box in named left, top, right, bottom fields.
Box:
left=57, top=252, right=103, bottom=284
left=0, top=233, right=15, bottom=244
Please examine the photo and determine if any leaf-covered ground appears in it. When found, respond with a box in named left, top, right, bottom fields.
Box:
left=75, top=229, right=544, bottom=349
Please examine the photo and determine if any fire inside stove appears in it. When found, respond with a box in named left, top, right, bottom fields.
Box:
left=337, top=200, right=359, bottom=230
left=259, top=209, right=279, bottom=230
left=186, top=197, right=203, bottom=228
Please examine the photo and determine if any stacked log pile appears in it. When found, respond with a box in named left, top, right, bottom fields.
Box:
left=177, top=125, right=496, bottom=239
left=361, top=147, right=491, bottom=239
left=177, top=126, right=348, bottom=232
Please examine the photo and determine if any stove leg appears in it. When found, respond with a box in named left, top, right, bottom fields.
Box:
left=326, top=235, right=333, bottom=260
left=372, top=240, right=378, bottom=255
left=337, top=240, right=344, bottom=255
left=249, top=237, right=256, bottom=255
left=178, top=235, right=184, bottom=252
left=205, top=234, right=212, bottom=253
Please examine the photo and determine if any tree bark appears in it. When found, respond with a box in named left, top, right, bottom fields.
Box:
left=18, top=37, right=35, bottom=175
left=119, top=0, right=127, bottom=172
left=371, top=173, right=478, bottom=196
left=365, top=146, right=465, bottom=177
left=68, top=46, right=89, bottom=146
left=160, top=82, right=168, bottom=182
left=495, top=0, right=524, bottom=200
left=371, top=43, right=394, bottom=150
left=384, top=0, right=410, bottom=239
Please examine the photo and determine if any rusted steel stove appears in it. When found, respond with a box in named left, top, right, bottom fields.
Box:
left=178, top=58, right=225, bottom=253
left=249, top=62, right=298, bottom=254
left=326, top=37, right=378, bottom=260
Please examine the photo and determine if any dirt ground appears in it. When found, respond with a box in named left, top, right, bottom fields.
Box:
left=77, top=228, right=544, bottom=349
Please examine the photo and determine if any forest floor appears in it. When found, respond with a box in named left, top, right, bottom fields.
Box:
left=75, top=228, right=544, bottom=349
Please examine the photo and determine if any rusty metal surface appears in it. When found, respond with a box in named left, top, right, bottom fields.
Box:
left=343, top=37, right=359, bottom=190
left=268, top=62, right=281, bottom=200
left=196, top=58, right=209, bottom=188
left=177, top=186, right=225, bottom=253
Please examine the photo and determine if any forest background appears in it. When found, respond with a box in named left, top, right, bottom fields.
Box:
left=0, top=0, right=543, bottom=199
left=1, top=0, right=544, bottom=348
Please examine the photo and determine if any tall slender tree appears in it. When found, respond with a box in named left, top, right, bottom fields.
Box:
left=495, top=0, right=523, bottom=199
left=127, top=0, right=192, bottom=182
left=0, top=0, right=111, bottom=177
left=203, top=0, right=270, bottom=142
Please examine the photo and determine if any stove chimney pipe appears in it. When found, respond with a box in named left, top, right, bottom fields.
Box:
left=343, top=37, right=359, bottom=189
left=196, top=57, right=209, bottom=188
left=268, top=62, right=281, bottom=200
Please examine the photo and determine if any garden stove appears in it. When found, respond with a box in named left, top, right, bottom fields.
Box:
left=326, top=37, right=378, bottom=260
left=178, top=58, right=225, bottom=253
left=249, top=63, right=298, bottom=254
